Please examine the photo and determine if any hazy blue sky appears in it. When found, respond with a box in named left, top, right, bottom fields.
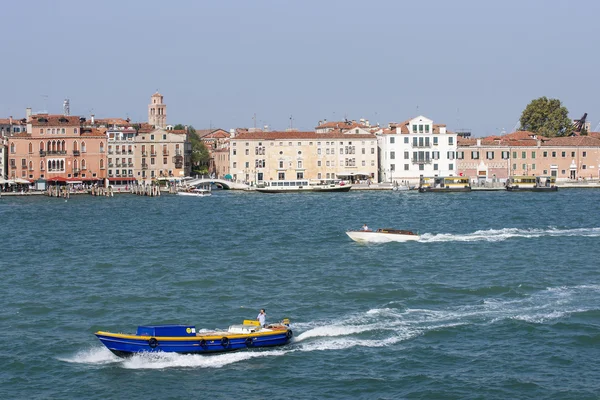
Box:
left=2, top=0, right=598, bottom=136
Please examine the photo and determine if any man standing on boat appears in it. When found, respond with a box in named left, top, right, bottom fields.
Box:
left=257, top=309, right=266, bottom=327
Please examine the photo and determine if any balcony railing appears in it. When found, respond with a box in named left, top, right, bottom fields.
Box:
left=142, top=164, right=149, bottom=170
left=412, top=143, right=432, bottom=148
left=73, top=168, right=80, bottom=173
left=128, top=163, right=134, bottom=167
left=108, top=163, right=114, bottom=167
left=108, top=150, right=114, bottom=154
left=163, top=151, right=169, bottom=156
left=151, top=152, right=157, bottom=156
left=142, top=151, right=148, bottom=157
left=73, top=150, right=80, bottom=156
left=82, top=166, right=87, bottom=170
left=39, top=150, right=47, bottom=156
left=411, top=158, right=432, bottom=164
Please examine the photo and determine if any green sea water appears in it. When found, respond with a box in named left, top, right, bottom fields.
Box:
left=1, top=189, right=600, bottom=399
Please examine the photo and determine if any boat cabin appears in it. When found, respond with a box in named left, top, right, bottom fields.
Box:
left=136, top=325, right=196, bottom=336
left=228, top=320, right=262, bottom=333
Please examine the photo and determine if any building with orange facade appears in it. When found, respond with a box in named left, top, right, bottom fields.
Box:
left=7, top=114, right=107, bottom=182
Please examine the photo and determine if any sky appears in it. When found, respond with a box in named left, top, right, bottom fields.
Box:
left=2, top=0, right=599, bottom=136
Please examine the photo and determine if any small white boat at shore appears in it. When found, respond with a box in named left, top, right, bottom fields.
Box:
left=346, top=228, right=420, bottom=243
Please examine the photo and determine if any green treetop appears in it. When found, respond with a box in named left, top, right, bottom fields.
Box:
left=519, top=97, right=571, bottom=137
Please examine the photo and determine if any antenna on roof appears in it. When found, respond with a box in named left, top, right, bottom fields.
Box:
left=290, top=115, right=293, bottom=130
left=253, top=113, right=256, bottom=129
left=595, top=121, right=600, bottom=132
left=513, top=121, right=520, bottom=132
left=63, top=99, right=70, bottom=116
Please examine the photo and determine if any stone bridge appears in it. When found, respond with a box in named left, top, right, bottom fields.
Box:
left=186, top=178, right=249, bottom=190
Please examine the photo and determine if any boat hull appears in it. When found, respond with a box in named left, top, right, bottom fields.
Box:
left=346, top=230, right=420, bottom=243
left=418, top=187, right=471, bottom=193
left=95, top=330, right=291, bottom=357
left=256, top=185, right=352, bottom=193
left=506, top=186, right=558, bottom=192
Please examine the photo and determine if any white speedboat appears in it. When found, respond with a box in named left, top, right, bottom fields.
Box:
left=177, top=188, right=211, bottom=197
left=346, top=228, right=420, bottom=243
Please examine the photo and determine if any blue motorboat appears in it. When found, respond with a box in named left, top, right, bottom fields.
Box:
left=95, top=319, right=293, bottom=357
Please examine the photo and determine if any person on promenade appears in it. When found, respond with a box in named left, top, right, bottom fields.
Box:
left=257, top=309, right=266, bottom=327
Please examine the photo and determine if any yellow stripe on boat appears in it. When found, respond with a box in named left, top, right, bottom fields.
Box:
left=95, top=330, right=285, bottom=341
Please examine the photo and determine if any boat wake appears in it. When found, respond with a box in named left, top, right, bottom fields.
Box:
left=419, top=227, right=600, bottom=242
left=66, top=284, right=600, bottom=369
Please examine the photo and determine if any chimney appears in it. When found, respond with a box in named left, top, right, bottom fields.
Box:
left=477, top=139, right=481, bottom=146
left=229, top=128, right=235, bottom=138
left=26, top=107, right=32, bottom=122
left=91, top=114, right=95, bottom=125
left=9, top=116, right=12, bottom=125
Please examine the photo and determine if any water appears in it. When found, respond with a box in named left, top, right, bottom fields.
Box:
left=1, top=190, right=600, bottom=399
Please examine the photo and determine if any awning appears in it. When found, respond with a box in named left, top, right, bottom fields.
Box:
left=13, top=177, right=31, bottom=184
left=224, top=174, right=232, bottom=179
left=108, top=177, right=136, bottom=181
left=48, top=176, right=68, bottom=183
left=0, top=177, right=9, bottom=184
left=67, top=180, right=83, bottom=184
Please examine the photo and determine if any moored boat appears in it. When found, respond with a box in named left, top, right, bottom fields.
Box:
left=255, top=179, right=352, bottom=193
left=95, top=319, right=292, bottom=357
left=346, top=228, right=420, bottom=243
left=505, top=175, right=558, bottom=192
left=419, top=175, right=471, bottom=192
left=176, top=187, right=211, bottom=196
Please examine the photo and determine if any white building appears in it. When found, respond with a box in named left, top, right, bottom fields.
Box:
left=377, top=115, right=457, bottom=184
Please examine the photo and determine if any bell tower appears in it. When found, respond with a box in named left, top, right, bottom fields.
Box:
left=148, top=91, right=167, bottom=128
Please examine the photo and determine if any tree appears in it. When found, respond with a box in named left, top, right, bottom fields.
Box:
left=186, top=126, right=210, bottom=174
left=519, top=97, right=571, bottom=137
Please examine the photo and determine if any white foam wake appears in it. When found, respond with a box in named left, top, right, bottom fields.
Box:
left=65, top=284, right=600, bottom=369
left=420, top=227, right=600, bottom=242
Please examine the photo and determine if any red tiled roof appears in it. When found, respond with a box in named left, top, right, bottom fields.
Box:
left=30, top=114, right=82, bottom=126
left=233, top=130, right=376, bottom=140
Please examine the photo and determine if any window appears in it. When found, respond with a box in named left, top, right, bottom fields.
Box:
left=457, top=151, right=464, bottom=160
left=471, top=151, right=479, bottom=159
left=390, top=137, right=395, bottom=144
left=419, top=124, right=423, bottom=133
left=531, top=151, right=536, bottom=159
left=245, top=162, right=249, bottom=168
left=390, top=151, right=395, bottom=160
left=163, top=134, right=167, bottom=140
left=571, top=151, right=575, bottom=157
left=233, top=162, right=237, bottom=168
left=449, top=163, right=454, bottom=171
left=512, top=152, right=517, bottom=158
left=486, top=151, right=494, bottom=160
left=317, top=148, right=321, bottom=155
left=532, top=164, right=536, bottom=170
left=448, top=137, right=454, bottom=145
left=543, top=151, right=548, bottom=157
left=404, top=137, right=409, bottom=144
left=433, top=137, right=438, bottom=145
left=390, top=164, right=395, bottom=171
left=362, top=160, right=366, bottom=166
left=561, top=151, right=566, bottom=157
left=279, top=161, right=284, bottom=169
left=297, top=172, right=304, bottom=179
left=582, top=165, right=587, bottom=170
left=233, top=149, right=236, bottom=155
left=552, top=151, right=556, bottom=157
left=513, top=163, right=517, bottom=170
left=297, top=161, right=303, bottom=169
left=151, top=135, right=154, bottom=140
left=317, top=161, right=321, bottom=166
left=163, top=157, right=167, bottom=164
left=404, top=164, right=409, bottom=171
left=404, top=151, right=409, bottom=159
left=433, top=163, right=438, bottom=170
left=447, top=151, right=455, bottom=160
left=522, top=151, right=526, bottom=159
left=40, top=128, right=44, bottom=134
left=425, top=125, right=430, bottom=133
left=245, top=149, right=249, bottom=155
left=501, top=151, right=509, bottom=159
left=583, top=151, right=587, bottom=157
left=413, top=125, right=417, bottom=133
left=522, top=163, right=527, bottom=170
left=419, top=164, right=424, bottom=171
left=371, top=148, right=375, bottom=154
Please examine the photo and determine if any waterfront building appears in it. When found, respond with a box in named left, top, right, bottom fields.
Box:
left=212, top=147, right=231, bottom=179
left=377, top=116, right=457, bottom=184
left=1, top=138, right=6, bottom=180
left=7, top=114, right=107, bottom=181
left=106, top=126, right=138, bottom=185
left=134, top=127, right=188, bottom=184
left=229, top=130, right=378, bottom=184
left=457, top=131, right=600, bottom=182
